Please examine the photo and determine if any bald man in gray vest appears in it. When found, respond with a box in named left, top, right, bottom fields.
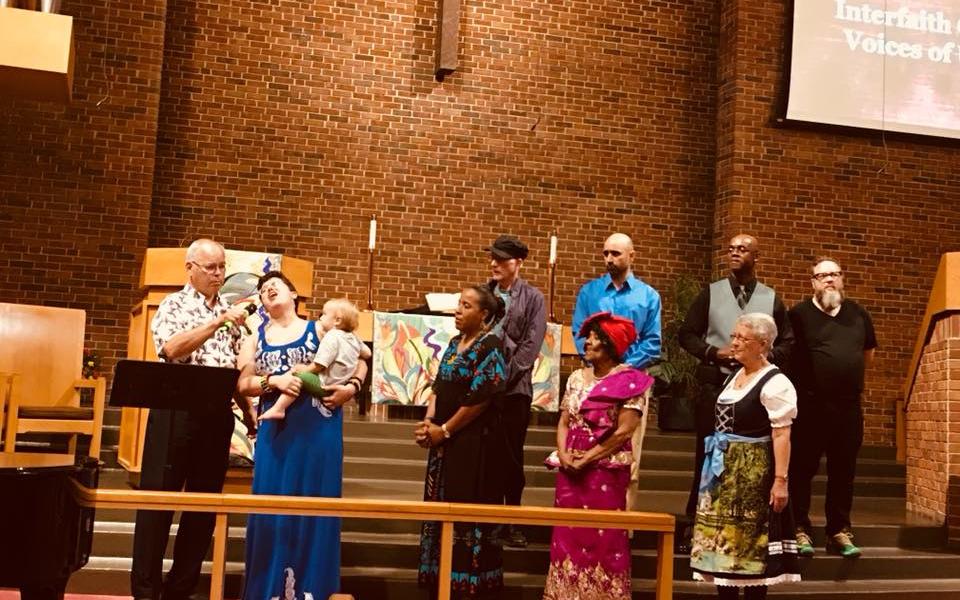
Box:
left=675, top=233, right=794, bottom=553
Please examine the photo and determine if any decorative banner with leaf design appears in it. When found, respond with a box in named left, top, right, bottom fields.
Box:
left=533, top=322, right=562, bottom=411
left=372, top=312, right=561, bottom=411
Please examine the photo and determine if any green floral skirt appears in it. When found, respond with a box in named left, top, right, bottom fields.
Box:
left=690, top=438, right=800, bottom=586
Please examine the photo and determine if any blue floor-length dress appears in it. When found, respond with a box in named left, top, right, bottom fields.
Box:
left=242, top=320, right=342, bottom=600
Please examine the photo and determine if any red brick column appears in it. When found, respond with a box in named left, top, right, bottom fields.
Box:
left=906, top=314, right=960, bottom=545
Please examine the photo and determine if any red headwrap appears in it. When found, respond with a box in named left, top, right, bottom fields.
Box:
left=577, top=311, right=637, bottom=360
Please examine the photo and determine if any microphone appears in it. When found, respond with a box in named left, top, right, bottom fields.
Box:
left=219, top=302, right=257, bottom=333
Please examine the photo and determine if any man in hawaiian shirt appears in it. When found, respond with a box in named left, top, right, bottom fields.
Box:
left=130, top=238, right=252, bottom=600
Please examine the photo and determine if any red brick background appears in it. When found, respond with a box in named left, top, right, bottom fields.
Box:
left=147, top=0, right=717, bottom=310
left=0, top=2, right=167, bottom=368
left=906, top=314, right=960, bottom=539
left=714, top=0, right=960, bottom=445
left=2, top=0, right=960, bottom=446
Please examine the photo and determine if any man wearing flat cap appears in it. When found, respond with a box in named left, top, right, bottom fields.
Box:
left=486, top=234, right=547, bottom=547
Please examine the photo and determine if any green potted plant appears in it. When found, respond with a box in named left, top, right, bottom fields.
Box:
left=648, top=274, right=702, bottom=431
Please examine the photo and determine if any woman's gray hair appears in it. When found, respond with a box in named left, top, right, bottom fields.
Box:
left=736, top=313, right=777, bottom=347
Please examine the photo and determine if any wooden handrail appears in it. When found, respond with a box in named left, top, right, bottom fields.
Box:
left=72, top=483, right=675, bottom=600
left=899, top=253, right=960, bottom=462
left=902, top=253, right=960, bottom=406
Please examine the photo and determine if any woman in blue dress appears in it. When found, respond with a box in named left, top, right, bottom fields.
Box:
left=415, top=285, right=507, bottom=599
left=236, top=271, right=367, bottom=600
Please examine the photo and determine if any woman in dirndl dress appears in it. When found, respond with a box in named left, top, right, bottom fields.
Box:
left=691, top=313, right=800, bottom=599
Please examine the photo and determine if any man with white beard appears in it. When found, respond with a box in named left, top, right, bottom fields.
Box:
left=788, top=257, right=877, bottom=558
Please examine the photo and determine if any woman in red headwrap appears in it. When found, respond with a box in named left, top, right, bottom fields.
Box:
left=542, top=312, right=654, bottom=600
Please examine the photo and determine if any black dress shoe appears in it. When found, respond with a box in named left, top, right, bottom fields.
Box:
left=675, top=524, right=693, bottom=554
left=161, top=592, right=204, bottom=600
left=504, top=527, right=528, bottom=548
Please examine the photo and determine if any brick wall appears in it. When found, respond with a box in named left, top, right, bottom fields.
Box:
left=0, top=2, right=168, bottom=370
left=906, top=314, right=960, bottom=542
left=905, top=315, right=953, bottom=519
left=3, top=0, right=960, bottom=448
left=716, top=0, right=960, bottom=445
left=147, top=0, right=718, bottom=317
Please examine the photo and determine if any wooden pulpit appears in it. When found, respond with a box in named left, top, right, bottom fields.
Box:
left=117, top=248, right=313, bottom=475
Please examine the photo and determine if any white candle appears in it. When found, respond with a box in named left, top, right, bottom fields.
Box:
left=549, top=234, right=558, bottom=265
left=368, top=216, right=377, bottom=250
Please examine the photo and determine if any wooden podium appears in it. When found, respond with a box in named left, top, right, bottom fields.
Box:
left=117, top=248, right=313, bottom=475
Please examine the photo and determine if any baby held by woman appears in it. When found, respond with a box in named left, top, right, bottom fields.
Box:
left=259, top=298, right=370, bottom=421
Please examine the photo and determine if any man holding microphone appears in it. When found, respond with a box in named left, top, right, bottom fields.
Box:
left=130, top=239, right=253, bottom=600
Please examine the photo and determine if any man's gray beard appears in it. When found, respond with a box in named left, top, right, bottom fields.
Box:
left=816, top=288, right=845, bottom=311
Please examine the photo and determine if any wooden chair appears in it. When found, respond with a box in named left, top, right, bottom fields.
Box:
left=0, top=303, right=106, bottom=458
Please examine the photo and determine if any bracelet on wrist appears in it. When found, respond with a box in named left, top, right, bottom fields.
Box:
left=774, top=474, right=788, bottom=482
left=346, top=380, right=361, bottom=394
left=441, top=423, right=452, bottom=439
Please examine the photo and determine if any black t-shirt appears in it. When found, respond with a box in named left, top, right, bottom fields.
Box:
left=788, top=298, right=877, bottom=401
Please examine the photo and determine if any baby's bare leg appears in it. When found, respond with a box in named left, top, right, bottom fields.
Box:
left=259, top=391, right=296, bottom=421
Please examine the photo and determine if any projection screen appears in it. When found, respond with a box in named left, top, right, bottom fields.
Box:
left=786, top=0, right=960, bottom=139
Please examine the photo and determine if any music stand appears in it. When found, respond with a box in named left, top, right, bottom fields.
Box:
left=111, top=359, right=240, bottom=411
left=111, top=360, right=241, bottom=487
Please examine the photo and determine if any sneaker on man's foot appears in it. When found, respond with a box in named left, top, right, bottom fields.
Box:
left=826, top=530, right=861, bottom=557
left=795, top=529, right=815, bottom=557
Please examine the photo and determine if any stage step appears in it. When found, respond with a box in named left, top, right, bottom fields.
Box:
left=65, top=416, right=952, bottom=598
left=88, top=520, right=949, bottom=568
left=338, top=455, right=905, bottom=497
left=67, top=560, right=960, bottom=599
left=343, top=420, right=898, bottom=460
left=344, top=436, right=906, bottom=478
left=337, top=568, right=960, bottom=600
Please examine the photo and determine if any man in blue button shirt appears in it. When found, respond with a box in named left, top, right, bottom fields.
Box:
left=572, top=233, right=662, bottom=369
left=571, top=233, right=661, bottom=506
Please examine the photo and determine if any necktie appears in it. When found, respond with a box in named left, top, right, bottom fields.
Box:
left=736, top=286, right=747, bottom=310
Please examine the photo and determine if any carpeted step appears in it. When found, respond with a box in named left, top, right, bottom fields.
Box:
left=65, top=560, right=960, bottom=599
left=88, top=521, right=952, bottom=578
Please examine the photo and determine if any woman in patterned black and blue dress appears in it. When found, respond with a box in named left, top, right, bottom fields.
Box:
left=236, top=271, right=366, bottom=600
left=415, top=284, right=507, bottom=599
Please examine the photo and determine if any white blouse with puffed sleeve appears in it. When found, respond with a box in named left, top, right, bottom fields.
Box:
left=716, top=364, right=798, bottom=428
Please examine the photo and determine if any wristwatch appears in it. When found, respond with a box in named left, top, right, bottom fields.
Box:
left=440, top=423, right=452, bottom=439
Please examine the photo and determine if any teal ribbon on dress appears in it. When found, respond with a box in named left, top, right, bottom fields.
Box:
left=698, top=431, right=771, bottom=494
